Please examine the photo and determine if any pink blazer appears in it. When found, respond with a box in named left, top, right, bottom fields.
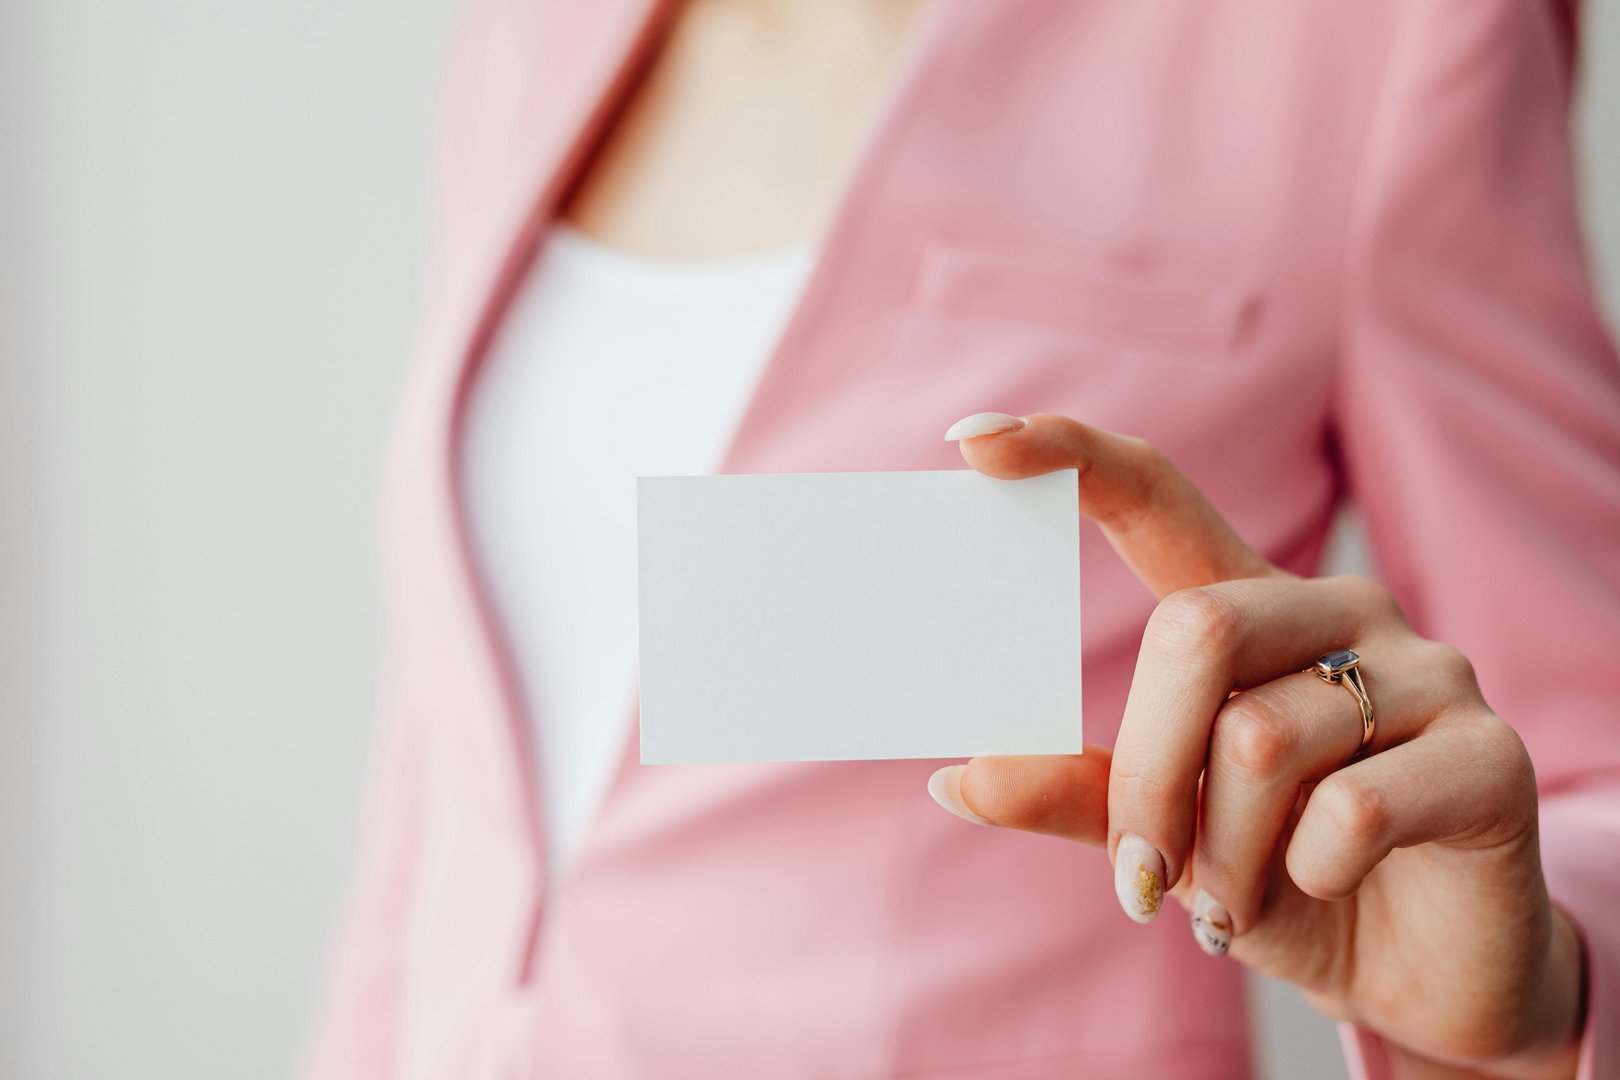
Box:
left=305, top=1, right=1620, bottom=1076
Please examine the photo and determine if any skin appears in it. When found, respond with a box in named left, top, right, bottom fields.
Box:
left=565, top=0, right=923, bottom=257
left=559, top=2, right=1588, bottom=1075
left=946, top=415, right=1586, bottom=1080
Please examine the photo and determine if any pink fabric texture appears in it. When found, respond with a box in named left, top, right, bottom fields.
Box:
left=304, top=1, right=1620, bottom=1076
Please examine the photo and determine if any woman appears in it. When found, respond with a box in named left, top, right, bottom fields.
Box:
left=307, top=0, right=1619, bottom=1076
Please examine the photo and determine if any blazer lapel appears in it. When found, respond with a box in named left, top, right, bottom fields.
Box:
left=388, top=0, right=671, bottom=880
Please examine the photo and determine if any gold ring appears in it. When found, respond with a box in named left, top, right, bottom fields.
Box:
left=1313, top=648, right=1374, bottom=759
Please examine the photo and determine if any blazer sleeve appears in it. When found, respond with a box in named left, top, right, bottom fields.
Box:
left=1332, top=2, right=1620, bottom=1077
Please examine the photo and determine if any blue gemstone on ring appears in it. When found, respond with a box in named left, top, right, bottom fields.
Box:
left=1317, top=648, right=1360, bottom=673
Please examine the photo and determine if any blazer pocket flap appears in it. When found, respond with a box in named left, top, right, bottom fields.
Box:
left=912, top=243, right=1258, bottom=353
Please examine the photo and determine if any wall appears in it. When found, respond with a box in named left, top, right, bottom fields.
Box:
left=1, top=3, right=462, bottom=1077
left=2, top=3, right=1616, bottom=1077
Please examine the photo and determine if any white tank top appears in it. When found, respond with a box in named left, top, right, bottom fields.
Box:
left=463, top=224, right=814, bottom=875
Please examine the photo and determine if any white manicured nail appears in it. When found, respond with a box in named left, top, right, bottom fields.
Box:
left=1191, top=890, right=1232, bottom=956
left=1114, top=833, right=1166, bottom=924
left=944, top=412, right=1026, bottom=441
left=927, top=765, right=993, bottom=826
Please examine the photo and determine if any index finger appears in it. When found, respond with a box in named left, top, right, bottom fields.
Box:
left=947, top=412, right=1275, bottom=597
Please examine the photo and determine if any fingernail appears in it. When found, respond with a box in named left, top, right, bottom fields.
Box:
left=927, top=765, right=993, bottom=826
left=944, top=412, right=1026, bottom=441
left=1191, top=890, right=1232, bottom=956
left=1113, top=833, right=1166, bottom=924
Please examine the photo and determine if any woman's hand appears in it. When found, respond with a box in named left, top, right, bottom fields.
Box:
left=929, top=412, right=1586, bottom=1079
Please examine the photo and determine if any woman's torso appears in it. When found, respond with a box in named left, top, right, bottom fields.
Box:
left=322, top=2, right=1432, bottom=1075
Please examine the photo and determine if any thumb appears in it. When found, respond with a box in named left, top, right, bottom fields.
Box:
left=928, top=749, right=1113, bottom=846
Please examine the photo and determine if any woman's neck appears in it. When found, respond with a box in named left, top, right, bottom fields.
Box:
left=562, top=0, right=924, bottom=260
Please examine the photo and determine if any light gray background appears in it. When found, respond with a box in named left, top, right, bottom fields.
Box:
left=2, top=3, right=1616, bottom=1077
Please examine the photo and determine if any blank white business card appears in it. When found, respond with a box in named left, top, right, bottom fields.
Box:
left=637, top=469, right=1081, bottom=764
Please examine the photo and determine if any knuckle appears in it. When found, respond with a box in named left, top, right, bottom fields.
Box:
left=1149, top=586, right=1245, bottom=660
left=1108, top=765, right=1184, bottom=830
left=1315, top=776, right=1390, bottom=847
left=1476, top=715, right=1537, bottom=797
left=1332, top=573, right=1404, bottom=626
left=1428, top=713, right=1538, bottom=847
left=1109, top=764, right=1173, bottom=805
left=1418, top=640, right=1479, bottom=694
left=1120, top=434, right=1167, bottom=471
left=1214, top=692, right=1301, bottom=777
left=1114, top=437, right=1174, bottom=524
